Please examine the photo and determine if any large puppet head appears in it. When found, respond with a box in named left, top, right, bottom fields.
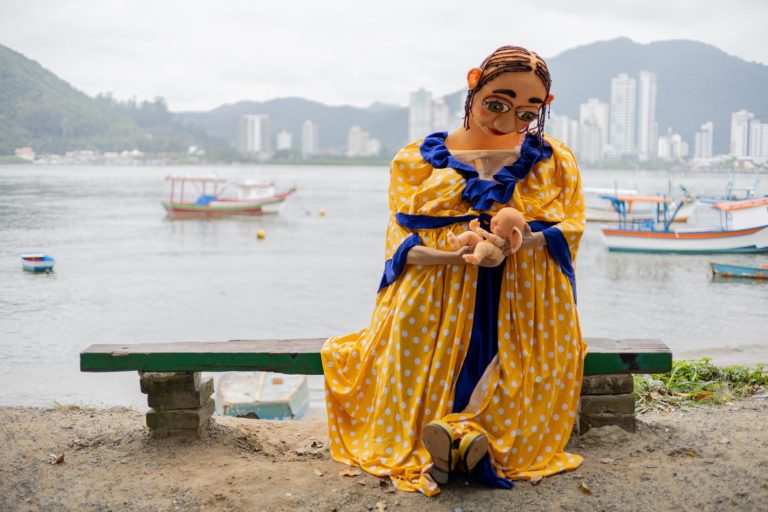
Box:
left=463, top=46, right=554, bottom=143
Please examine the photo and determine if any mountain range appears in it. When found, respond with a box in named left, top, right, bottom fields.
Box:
left=1, top=38, right=767, bottom=157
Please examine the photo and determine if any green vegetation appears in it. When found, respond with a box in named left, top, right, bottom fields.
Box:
left=52, top=401, right=98, bottom=413
left=0, top=43, right=232, bottom=158
left=634, top=358, right=768, bottom=413
left=0, top=155, right=31, bottom=165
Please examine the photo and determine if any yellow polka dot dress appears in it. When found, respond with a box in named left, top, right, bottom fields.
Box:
left=321, top=133, right=587, bottom=496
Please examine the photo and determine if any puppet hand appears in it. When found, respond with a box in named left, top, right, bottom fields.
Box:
left=519, top=224, right=545, bottom=249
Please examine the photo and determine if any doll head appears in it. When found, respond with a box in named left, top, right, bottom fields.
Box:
left=463, top=46, right=554, bottom=143
left=490, top=207, right=526, bottom=253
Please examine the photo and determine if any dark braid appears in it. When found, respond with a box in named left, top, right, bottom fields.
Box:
left=463, top=46, right=552, bottom=146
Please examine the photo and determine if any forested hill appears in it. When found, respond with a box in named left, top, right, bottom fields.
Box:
left=0, top=43, right=230, bottom=155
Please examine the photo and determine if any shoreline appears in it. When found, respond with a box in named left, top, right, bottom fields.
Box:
left=2, top=397, right=767, bottom=511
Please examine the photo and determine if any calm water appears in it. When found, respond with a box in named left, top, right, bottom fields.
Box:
left=0, top=164, right=766, bottom=410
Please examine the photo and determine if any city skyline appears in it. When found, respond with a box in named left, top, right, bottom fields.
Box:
left=3, top=1, right=767, bottom=111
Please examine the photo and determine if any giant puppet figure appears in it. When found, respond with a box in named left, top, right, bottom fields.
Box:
left=321, top=46, right=587, bottom=496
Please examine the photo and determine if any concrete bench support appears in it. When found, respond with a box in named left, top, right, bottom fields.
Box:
left=578, top=374, right=636, bottom=433
left=139, top=371, right=215, bottom=437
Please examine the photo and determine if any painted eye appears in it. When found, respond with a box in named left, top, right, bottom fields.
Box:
left=483, top=100, right=510, bottom=114
left=517, top=111, right=538, bottom=122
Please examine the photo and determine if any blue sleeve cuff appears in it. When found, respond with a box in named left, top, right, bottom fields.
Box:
left=378, top=234, right=422, bottom=292
left=541, top=226, right=577, bottom=303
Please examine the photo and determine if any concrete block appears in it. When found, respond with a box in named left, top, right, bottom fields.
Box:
left=579, top=412, right=636, bottom=433
left=580, top=393, right=635, bottom=415
left=149, top=425, right=209, bottom=439
left=146, top=398, right=215, bottom=431
left=147, top=377, right=214, bottom=411
left=139, top=372, right=200, bottom=395
left=581, top=374, right=634, bottom=395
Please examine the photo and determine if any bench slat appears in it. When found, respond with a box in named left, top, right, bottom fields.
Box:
left=80, top=337, right=672, bottom=376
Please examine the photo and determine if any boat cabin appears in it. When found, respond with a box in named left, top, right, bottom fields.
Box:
left=713, top=197, right=768, bottom=231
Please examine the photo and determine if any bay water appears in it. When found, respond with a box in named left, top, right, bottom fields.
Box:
left=1, top=164, right=766, bottom=410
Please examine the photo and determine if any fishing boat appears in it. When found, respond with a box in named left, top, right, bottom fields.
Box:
left=584, top=188, right=697, bottom=223
left=162, top=176, right=296, bottom=217
left=711, top=262, right=768, bottom=279
left=699, top=175, right=760, bottom=204
left=600, top=196, right=768, bottom=253
left=20, top=253, right=55, bottom=272
left=216, top=371, right=310, bottom=420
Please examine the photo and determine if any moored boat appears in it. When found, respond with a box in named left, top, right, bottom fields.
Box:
left=711, top=262, right=768, bottom=279
left=20, top=253, right=55, bottom=272
left=600, top=197, right=768, bottom=253
left=585, top=192, right=698, bottom=223
left=217, top=371, right=310, bottom=420
left=162, top=176, right=296, bottom=217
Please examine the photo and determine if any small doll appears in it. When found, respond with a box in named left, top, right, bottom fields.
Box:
left=447, top=207, right=526, bottom=266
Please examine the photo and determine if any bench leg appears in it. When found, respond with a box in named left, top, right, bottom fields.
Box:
left=577, top=374, right=636, bottom=434
left=139, top=371, right=215, bottom=438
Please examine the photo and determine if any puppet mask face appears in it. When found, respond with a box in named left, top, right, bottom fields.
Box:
left=469, top=70, right=551, bottom=137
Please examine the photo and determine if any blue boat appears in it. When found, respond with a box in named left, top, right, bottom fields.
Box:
left=711, top=262, right=768, bottom=279
left=20, top=253, right=55, bottom=272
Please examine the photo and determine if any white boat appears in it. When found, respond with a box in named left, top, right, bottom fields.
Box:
left=601, top=197, right=768, bottom=253
left=20, top=253, right=55, bottom=272
left=162, top=176, right=296, bottom=217
left=217, top=371, right=310, bottom=420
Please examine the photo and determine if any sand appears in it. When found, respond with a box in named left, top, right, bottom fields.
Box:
left=1, top=397, right=768, bottom=512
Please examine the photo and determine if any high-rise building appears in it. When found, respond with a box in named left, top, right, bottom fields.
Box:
left=658, top=129, right=688, bottom=160
left=748, top=120, right=768, bottom=158
left=346, top=126, right=380, bottom=157
left=609, top=73, right=637, bottom=158
left=432, top=98, right=452, bottom=133
left=276, top=130, right=292, bottom=151
left=578, top=124, right=603, bottom=162
left=730, top=110, right=753, bottom=157
left=237, top=115, right=271, bottom=157
left=409, top=88, right=433, bottom=141
left=548, top=114, right=579, bottom=150
left=636, top=71, right=658, bottom=161
left=579, top=98, right=609, bottom=160
left=693, top=122, right=714, bottom=159
left=757, top=124, right=768, bottom=158
left=301, top=120, right=319, bottom=158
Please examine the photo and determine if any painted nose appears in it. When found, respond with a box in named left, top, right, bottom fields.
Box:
left=493, top=116, right=519, bottom=134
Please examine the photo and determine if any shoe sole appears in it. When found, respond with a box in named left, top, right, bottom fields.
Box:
left=463, top=434, right=489, bottom=474
left=422, top=423, right=452, bottom=484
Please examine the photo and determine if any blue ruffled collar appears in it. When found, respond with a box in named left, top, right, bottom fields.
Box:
left=419, top=132, right=552, bottom=211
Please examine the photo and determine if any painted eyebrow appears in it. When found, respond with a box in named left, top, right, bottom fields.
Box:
left=492, top=89, right=516, bottom=98
left=528, top=97, right=544, bottom=104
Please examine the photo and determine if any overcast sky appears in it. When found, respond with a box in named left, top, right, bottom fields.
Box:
left=2, top=0, right=767, bottom=112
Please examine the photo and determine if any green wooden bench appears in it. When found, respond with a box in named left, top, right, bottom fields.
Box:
left=80, top=337, right=672, bottom=436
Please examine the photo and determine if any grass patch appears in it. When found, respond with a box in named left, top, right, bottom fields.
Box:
left=634, top=358, right=768, bottom=413
left=52, top=401, right=98, bottom=413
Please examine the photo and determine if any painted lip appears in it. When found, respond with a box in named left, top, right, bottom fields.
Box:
left=485, top=126, right=508, bottom=136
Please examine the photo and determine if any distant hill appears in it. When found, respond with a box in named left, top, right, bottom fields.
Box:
left=176, top=97, right=408, bottom=155
left=178, top=38, right=768, bottom=156
left=2, top=38, right=767, bottom=157
left=0, top=43, right=231, bottom=155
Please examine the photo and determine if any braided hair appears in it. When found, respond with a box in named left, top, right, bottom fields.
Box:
left=463, top=46, right=552, bottom=146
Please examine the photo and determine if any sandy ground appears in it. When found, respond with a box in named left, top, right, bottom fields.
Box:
left=1, top=397, right=768, bottom=512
